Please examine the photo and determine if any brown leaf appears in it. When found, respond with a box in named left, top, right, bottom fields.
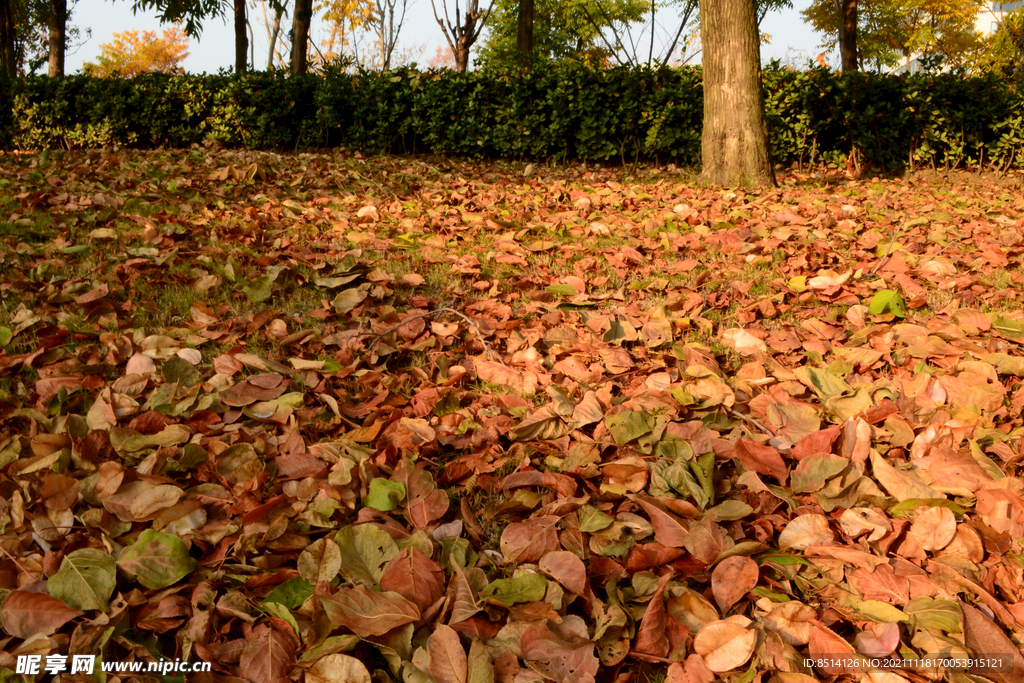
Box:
left=500, top=515, right=560, bottom=563
left=634, top=571, right=673, bottom=657
left=692, top=620, right=757, bottom=673
left=298, top=537, right=342, bottom=585
left=320, top=585, right=420, bottom=636
left=910, top=506, right=957, bottom=552
left=960, top=601, right=1024, bottom=683
left=501, top=470, right=577, bottom=498
left=779, top=515, right=835, bottom=550
left=721, top=328, right=767, bottom=356
left=665, top=656, right=715, bottom=683
left=734, top=439, right=788, bottom=484
left=711, top=556, right=759, bottom=612
left=762, top=601, right=815, bottom=645
left=1, top=589, right=82, bottom=639
left=306, top=654, right=372, bottom=683
left=239, top=623, right=296, bottom=683
left=475, top=359, right=539, bottom=395
left=793, top=425, right=841, bottom=460
left=539, top=550, right=588, bottom=596
left=219, top=374, right=286, bottom=407
left=520, top=617, right=599, bottom=683
left=428, top=624, right=468, bottom=683
left=379, top=548, right=446, bottom=612
left=393, top=457, right=449, bottom=529
left=630, top=494, right=689, bottom=548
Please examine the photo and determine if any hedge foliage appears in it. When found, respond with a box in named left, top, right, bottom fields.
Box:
left=1, top=63, right=1022, bottom=171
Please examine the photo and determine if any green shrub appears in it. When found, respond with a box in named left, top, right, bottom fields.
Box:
left=2, top=65, right=1022, bottom=172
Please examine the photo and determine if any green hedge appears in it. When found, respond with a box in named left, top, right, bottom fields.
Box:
left=2, top=63, right=1022, bottom=171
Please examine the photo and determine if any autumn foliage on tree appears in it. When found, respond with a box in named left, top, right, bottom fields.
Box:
left=82, top=25, right=189, bottom=77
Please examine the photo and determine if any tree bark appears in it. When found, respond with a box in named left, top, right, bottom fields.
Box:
left=699, top=0, right=775, bottom=188
left=0, top=0, right=15, bottom=78
left=455, top=39, right=470, bottom=72
left=268, top=4, right=284, bottom=69
left=235, top=0, right=248, bottom=74
left=516, top=0, right=533, bottom=58
left=291, top=0, right=312, bottom=75
left=47, top=0, right=66, bottom=77
left=836, top=0, right=857, bottom=71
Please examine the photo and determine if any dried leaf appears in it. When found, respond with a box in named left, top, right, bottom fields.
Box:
left=711, top=556, right=758, bottom=612
left=321, top=585, right=420, bottom=636
left=692, top=620, right=757, bottom=672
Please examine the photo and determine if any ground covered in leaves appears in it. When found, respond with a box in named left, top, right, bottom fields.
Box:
left=2, top=149, right=1024, bottom=683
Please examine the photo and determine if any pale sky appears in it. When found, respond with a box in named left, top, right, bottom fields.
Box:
left=65, top=0, right=829, bottom=74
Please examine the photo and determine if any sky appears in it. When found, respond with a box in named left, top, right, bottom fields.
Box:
left=64, top=0, right=830, bottom=74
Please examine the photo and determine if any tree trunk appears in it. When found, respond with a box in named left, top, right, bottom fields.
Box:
left=0, top=0, right=16, bottom=78
left=235, top=0, right=248, bottom=74
left=838, top=0, right=857, bottom=71
left=699, top=0, right=775, bottom=188
left=47, top=0, right=66, bottom=77
left=268, top=4, right=284, bottom=69
left=516, top=0, right=533, bottom=58
left=291, top=0, right=312, bottom=75
left=455, top=38, right=469, bottom=72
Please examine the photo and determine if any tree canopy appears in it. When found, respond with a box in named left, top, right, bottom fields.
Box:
left=476, top=0, right=650, bottom=66
left=802, top=0, right=986, bottom=71
left=81, top=25, right=189, bottom=76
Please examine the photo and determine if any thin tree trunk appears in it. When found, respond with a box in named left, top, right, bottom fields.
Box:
left=268, top=4, right=284, bottom=69
left=516, top=0, right=533, bottom=58
left=0, top=0, right=15, bottom=78
left=291, top=0, right=312, bottom=75
left=47, top=0, right=66, bottom=77
left=699, top=0, right=775, bottom=188
left=456, top=40, right=470, bottom=71
left=839, top=0, right=857, bottom=71
left=235, top=0, right=249, bottom=74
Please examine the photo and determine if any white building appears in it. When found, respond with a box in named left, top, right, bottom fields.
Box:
left=976, top=1, right=1024, bottom=36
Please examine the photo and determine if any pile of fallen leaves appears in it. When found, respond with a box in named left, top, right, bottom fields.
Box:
left=1, top=148, right=1024, bottom=683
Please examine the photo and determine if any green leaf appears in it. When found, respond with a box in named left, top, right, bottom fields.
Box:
left=117, top=529, right=197, bottom=589
left=332, top=288, right=368, bottom=314
left=241, top=274, right=274, bottom=303
left=161, top=356, right=200, bottom=387
left=261, top=600, right=300, bottom=636
left=365, top=478, right=406, bottom=512
left=840, top=594, right=908, bottom=622
left=109, top=424, right=191, bottom=453
left=889, top=498, right=966, bottom=518
left=794, top=366, right=851, bottom=401
left=604, top=409, right=653, bottom=445
left=868, top=289, right=905, bottom=318
left=480, top=573, right=548, bottom=606
left=467, top=637, right=495, bottom=683
left=991, top=314, right=1024, bottom=339
left=750, top=586, right=790, bottom=602
left=904, top=597, right=962, bottom=633
left=335, top=524, right=399, bottom=586
left=705, top=499, right=753, bottom=521
left=545, top=284, right=578, bottom=297
left=578, top=505, right=614, bottom=533
left=47, top=548, right=116, bottom=611
left=263, top=577, right=315, bottom=609
left=791, top=454, right=850, bottom=494
left=983, top=353, right=1024, bottom=376
left=0, top=327, right=12, bottom=347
